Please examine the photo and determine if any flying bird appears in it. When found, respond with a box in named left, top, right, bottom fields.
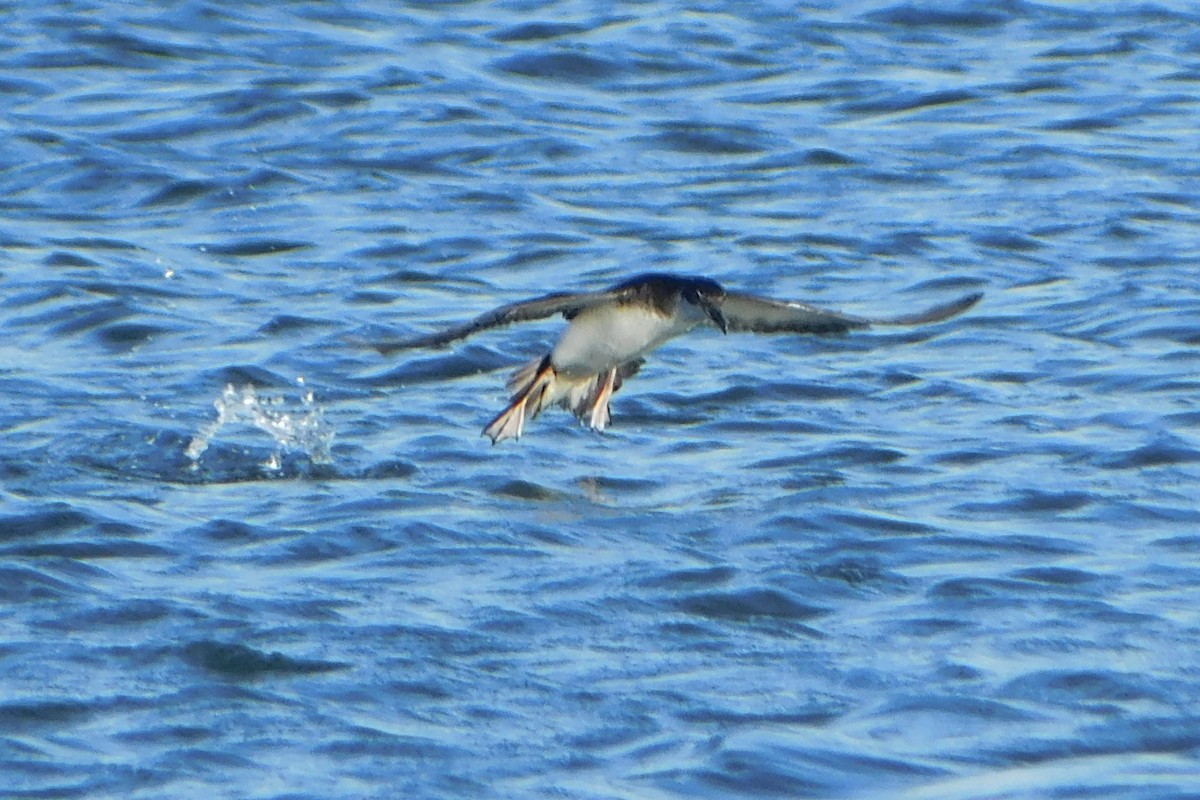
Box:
left=372, top=273, right=981, bottom=443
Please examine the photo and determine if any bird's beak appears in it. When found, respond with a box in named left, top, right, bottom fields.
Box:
left=703, top=299, right=728, bottom=335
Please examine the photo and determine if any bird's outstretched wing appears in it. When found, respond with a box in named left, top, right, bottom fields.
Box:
left=722, top=290, right=982, bottom=335
left=371, top=288, right=625, bottom=355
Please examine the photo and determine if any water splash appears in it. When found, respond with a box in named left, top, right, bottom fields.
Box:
left=186, top=382, right=334, bottom=468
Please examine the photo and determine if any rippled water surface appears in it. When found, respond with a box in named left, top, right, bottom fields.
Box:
left=3, top=2, right=1200, bottom=798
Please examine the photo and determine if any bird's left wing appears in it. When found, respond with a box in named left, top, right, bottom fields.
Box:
left=722, top=290, right=982, bottom=335
left=371, top=288, right=625, bottom=355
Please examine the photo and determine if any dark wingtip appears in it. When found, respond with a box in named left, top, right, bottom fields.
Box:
left=371, top=338, right=423, bottom=357
left=880, top=291, right=983, bottom=326
left=341, top=334, right=401, bottom=357
left=374, top=342, right=400, bottom=358
left=361, top=333, right=447, bottom=357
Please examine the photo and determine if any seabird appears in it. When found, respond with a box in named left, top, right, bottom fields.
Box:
left=372, top=273, right=981, bottom=443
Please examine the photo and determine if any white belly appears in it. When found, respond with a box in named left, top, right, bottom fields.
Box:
left=551, top=304, right=693, bottom=376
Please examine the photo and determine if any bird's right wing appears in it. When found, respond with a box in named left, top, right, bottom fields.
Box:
left=722, top=290, right=982, bottom=335
left=370, top=288, right=626, bottom=356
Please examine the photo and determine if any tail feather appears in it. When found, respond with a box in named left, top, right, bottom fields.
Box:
left=565, top=359, right=644, bottom=432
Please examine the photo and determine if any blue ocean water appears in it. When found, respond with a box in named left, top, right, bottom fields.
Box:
left=2, top=2, right=1199, bottom=798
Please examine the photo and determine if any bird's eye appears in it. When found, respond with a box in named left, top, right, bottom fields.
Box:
left=683, top=288, right=699, bottom=303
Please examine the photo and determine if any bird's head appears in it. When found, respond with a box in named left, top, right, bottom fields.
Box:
left=682, top=277, right=728, bottom=334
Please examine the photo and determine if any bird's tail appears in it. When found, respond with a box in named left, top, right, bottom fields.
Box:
left=482, top=357, right=644, bottom=444
left=560, top=360, right=643, bottom=431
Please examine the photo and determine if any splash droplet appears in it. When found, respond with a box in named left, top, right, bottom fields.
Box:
left=186, top=383, right=334, bottom=467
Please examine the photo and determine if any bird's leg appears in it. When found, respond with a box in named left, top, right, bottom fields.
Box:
left=483, top=356, right=556, bottom=444
left=587, top=368, right=617, bottom=431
